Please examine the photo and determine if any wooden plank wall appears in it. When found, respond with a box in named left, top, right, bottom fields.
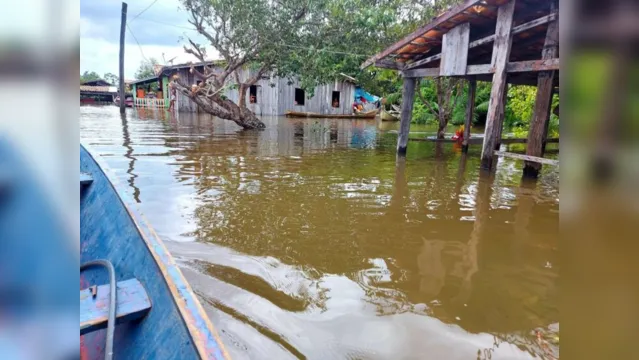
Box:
left=440, top=22, right=470, bottom=76
left=276, top=77, right=355, bottom=115
left=172, top=66, right=356, bottom=115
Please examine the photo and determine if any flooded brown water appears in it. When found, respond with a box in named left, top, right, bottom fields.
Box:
left=81, top=106, right=559, bottom=360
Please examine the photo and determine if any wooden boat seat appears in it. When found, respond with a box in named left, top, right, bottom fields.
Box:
left=80, top=278, right=151, bottom=335
left=80, top=173, right=93, bottom=187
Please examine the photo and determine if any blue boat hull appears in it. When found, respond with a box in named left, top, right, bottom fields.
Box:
left=80, top=144, right=229, bottom=359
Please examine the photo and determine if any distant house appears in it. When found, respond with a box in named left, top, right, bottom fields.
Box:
left=129, top=61, right=358, bottom=115
left=80, top=79, right=118, bottom=105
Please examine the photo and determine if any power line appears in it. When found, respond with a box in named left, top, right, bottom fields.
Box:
left=281, top=43, right=371, bottom=58
left=126, top=23, right=149, bottom=63
left=129, top=0, right=159, bottom=23
left=135, top=17, right=196, bottom=31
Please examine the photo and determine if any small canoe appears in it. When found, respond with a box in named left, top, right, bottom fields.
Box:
left=80, top=144, right=230, bottom=359
left=379, top=109, right=399, bottom=122
left=285, top=109, right=378, bottom=119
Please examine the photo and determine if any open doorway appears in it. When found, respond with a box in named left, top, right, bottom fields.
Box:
left=331, top=91, right=340, bottom=108
left=294, top=88, right=305, bottom=106
left=249, top=85, right=257, bottom=104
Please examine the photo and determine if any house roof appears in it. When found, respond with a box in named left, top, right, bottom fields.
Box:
left=160, top=60, right=226, bottom=73
left=81, top=79, right=113, bottom=86
left=360, top=0, right=557, bottom=86
left=80, top=85, right=118, bottom=93
left=128, top=76, right=159, bottom=86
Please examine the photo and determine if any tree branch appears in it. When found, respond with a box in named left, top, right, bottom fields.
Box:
left=417, top=79, right=439, bottom=118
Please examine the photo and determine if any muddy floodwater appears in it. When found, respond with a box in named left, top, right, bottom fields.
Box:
left=81, top=106, right=559, bottom=360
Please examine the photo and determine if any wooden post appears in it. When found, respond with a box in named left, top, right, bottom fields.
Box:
left=541, top=87, right=558, bottom=155
left=540, top=93, right=554, bottom=156
left=397, top=77, right=417, bottom=155
left=462, top=77, right=476, bottom=153
left=493, top=83, right=509, bottom=150
left=524, top=1, right=558, bottom=178
left=119, top=2, right=128, bottom=114
left=480, top=0, right=516, bottom=169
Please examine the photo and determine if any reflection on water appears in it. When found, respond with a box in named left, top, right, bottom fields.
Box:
left=81, top=106, right=559, bottom=360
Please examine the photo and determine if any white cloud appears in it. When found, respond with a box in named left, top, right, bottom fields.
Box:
left=80, top=0, right=218, bottom=80
left=80, top=37, right=196, bottom=79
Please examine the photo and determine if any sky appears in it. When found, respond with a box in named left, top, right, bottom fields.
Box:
left=80, top=0, right=214, bottom=80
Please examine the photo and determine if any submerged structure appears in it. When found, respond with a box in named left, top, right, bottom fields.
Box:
left=129, top=61, right=359, bottom=117
left=361, top=0, right=559, bottom=177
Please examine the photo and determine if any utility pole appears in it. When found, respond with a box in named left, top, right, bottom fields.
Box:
left=119, top=2, right=128, bottom=114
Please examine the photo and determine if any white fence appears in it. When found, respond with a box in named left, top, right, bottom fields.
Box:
left=134, top=98, right=167, bottom=108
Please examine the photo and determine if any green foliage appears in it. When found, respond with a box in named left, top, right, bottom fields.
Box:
left=80, top=71, right=100, bottom=84
left=506, top=85, right=536, bottom=127
left=134, top=58, right=159, bottom=80
left=103, top=73, right=119, bottom=86
left=179, top=0, right=559, bottom=134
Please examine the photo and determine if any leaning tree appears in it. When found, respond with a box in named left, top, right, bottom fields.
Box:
left=176, top=0, right=340, bottom=129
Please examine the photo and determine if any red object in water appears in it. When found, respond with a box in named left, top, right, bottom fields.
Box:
left=452, top=129, right=464, bottom=142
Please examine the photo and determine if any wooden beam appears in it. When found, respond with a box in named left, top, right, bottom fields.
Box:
left=495, top=151, right=558, bottom=166
left=441, top=22, right=471, bottom=76
left=507, top=58, right=559, bottom=72
left=402, top=59, right=559, bottom=78
left=466, top=64, right=493, bottom=75
left=402, top=68, right=440, bottom=77
left=524, top=1, right=558, bottom=178
left=397, top=77, right=417, bottom=155
left=403, top=12, right=558, bottom=70
left=481, top=0, right=516, bottom=170
left=462, top=77, right=476, bottom=153
left=80, top=173, right=93, bottom=187
left=374, top=60, right=404, bottom=70
left=360, top=0, right=482, bottom=69
left=80, top=278, right=151, bottom=335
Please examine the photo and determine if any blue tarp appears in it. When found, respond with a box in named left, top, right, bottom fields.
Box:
left=354, top=87, right=380, bottom=103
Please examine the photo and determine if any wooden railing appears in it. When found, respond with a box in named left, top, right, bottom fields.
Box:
left=134, top=98, right=167, bottom=108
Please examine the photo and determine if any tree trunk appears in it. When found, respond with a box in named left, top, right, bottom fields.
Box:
left=179, top=87, right=265, bottom=130
left=437, top=113, right=447, bottom=139
left=237, top=107, right=266, bottom=129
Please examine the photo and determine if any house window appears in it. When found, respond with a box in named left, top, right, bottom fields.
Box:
left=331, top=91, right=340, bottom=108
left=249, top=85, right=257, bottom=104
left=294, top=88, right=305, bottom=106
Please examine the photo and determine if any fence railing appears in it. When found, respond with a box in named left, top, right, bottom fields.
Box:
left=134, top=98, right=167, bottom=108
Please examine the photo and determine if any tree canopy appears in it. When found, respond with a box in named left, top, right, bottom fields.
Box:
left=80, top=71, right=101, bottom=84
left=175, top=0, right=460, bottom=128
left=134, top=58, right=160, bottom=80
left=175, top=0, right=557, bottom=134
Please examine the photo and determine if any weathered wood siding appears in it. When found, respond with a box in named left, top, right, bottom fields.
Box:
left=166, top=66, right=356, bottom=115
left=276, top=77, right=355, bottom=116
left=440, top=22, right=470, bottom=76
left=223, top=68, right=280, bottom=116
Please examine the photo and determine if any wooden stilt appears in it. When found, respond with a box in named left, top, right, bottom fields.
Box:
left=397, top=77, right=417, bottom=155
left=541, top=91, right=556, bottom=156
left=494, top=83, right=509, bottom=150
left=462, top=77, right=476, bottom=153
left=480, top=0, right=516, bottom=169
left=524, top=1, right=558, bottom=178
